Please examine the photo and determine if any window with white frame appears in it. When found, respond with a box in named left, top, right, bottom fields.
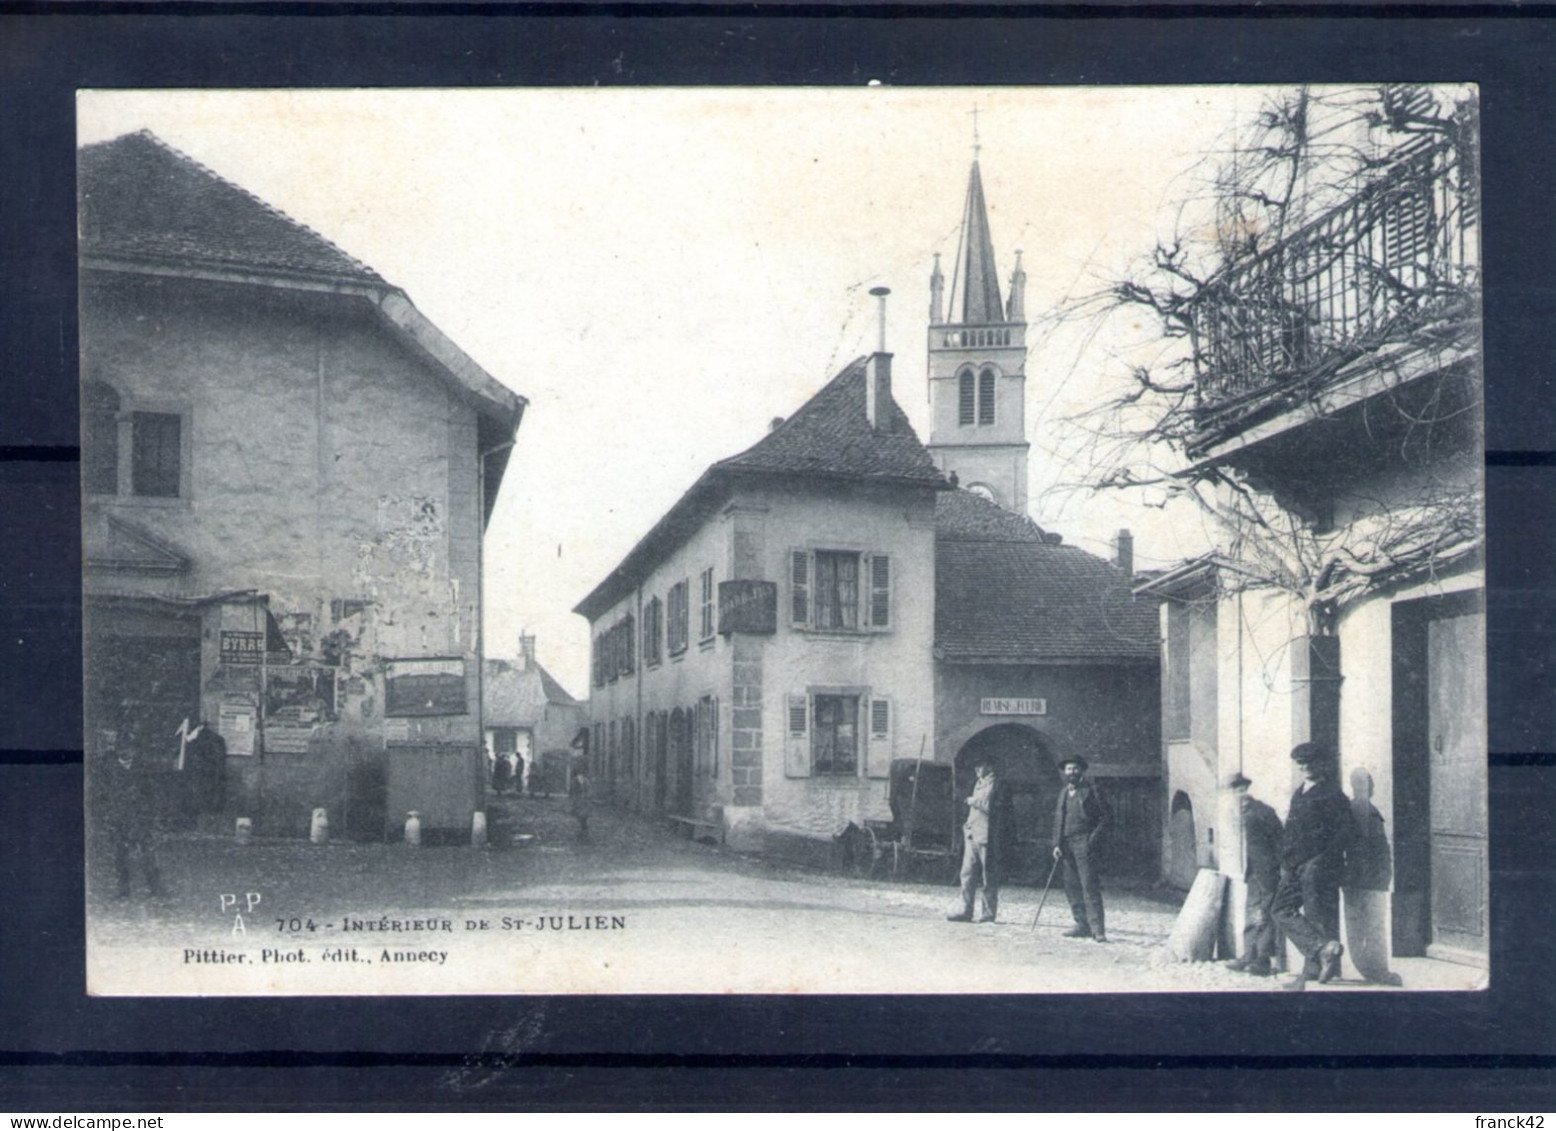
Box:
left=810, top=693, right=859, bottom=775
left=790, top=549, right=891, bottom=632
left=785, top=691, right=892, bottom=778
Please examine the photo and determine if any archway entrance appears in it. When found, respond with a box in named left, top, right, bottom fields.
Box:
left=1166, top=791, right=1198, bottom=890
left=954, top=725, right=1058, bottom=886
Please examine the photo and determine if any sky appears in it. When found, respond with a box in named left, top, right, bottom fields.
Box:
left=79, top=86, right=1278, bottom=697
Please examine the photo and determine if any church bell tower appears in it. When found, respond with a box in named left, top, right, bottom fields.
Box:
left=926, top=153, right=1030, bottom=514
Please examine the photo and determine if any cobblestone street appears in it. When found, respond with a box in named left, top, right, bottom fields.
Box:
left=87, top=791, right=1483, bottom=996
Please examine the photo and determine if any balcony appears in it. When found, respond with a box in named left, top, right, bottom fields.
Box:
left=1194, top=138, right=1479, bottom=422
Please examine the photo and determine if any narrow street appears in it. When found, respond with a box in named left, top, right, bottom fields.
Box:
left=87, top=791, right=1482, bottom=996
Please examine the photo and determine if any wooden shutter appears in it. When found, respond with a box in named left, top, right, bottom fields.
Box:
left=867, top=553, right=891, bottom=630
left=790, top=550, right=810, bottom=628
left=784, top=693, right=810, bottom=777
left=958, top=371, right=975, bottom=425
left=710, top=695, right=720, bottom=777
left=866, top=697, right=892, bottom=779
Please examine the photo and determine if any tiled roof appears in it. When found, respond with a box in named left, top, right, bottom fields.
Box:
left=483, top=659, right=581, bottom=728
left=935, top=488, right=1051, bottom=543
left=576, top=358, right=946, bottom=619
left=79, top=130, right=386, bottom=285
left=714, top=358, right=946, bottom=487
left=935, top=490, right=1158, bottom=663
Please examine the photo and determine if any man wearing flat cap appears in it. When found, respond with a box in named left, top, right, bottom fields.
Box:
left=1224, top=772, right=1283, bottom=977
left=1272, top=741, right=1355, bottom=989
left=1052, top=754, right=1110, bottom=942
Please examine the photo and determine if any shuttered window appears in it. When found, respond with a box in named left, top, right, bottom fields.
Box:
left=978, top=368, right=996, bottom=425
left=668, top=581, right=689, bottom=655
left=958, top=371, right=976, bottom=425
left=699, top=567, right=716, bottom=642
left=867, top=554, right=891, bottom=629
left=784, top=694, right=810, bottom=778
left=870, top=698, right=890, bottom=740
left=791, top=549, right=891, bottom=633
left=642, top=597, right=663, bottom=666
left=790, top=550, right=809, bottom=627
left=866, top=696, right=893, bottom=779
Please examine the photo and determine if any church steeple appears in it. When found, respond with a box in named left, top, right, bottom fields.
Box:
left=926, top=151, right=1031, bottom=516
left=953, top=160, right=1004, bottom=325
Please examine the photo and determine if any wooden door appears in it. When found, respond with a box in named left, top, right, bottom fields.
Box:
left=652, top=714, right=668, bottom=815
left=1426, top=611, right=1488, bottom=963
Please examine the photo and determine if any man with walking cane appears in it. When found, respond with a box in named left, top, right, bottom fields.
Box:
left=1052, top=755, right=1110, bottom=942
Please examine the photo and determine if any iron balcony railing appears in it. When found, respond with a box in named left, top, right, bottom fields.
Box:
left=1195, top=137, right=1479, bottom=410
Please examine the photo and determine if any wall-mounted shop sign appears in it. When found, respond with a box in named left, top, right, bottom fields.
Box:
left=980, top=697, right=1047, bottom=716
left=220, top=630, right=264, bottom=665
left=384, top=657, right=468, bottom=717
left=718, top=580, right=777, bottom=636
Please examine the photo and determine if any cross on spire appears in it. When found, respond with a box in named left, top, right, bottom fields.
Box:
left=970, top=104, right=982, bottom=158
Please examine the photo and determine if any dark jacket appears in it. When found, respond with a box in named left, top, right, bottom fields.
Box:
left=1281, top=776, right=1353, bottom=872
left=1242, top=797, right=1283, bottom=894
left=1052, top=780, right=1109, bottom=850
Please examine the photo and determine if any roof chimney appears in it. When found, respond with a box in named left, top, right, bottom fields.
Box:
left=1113, top=529, right=1134, bottom=580
left=867, top=287, right=893, bottom=432
left=519, top=632, right=537, bottom=669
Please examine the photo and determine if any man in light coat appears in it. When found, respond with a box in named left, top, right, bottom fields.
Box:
left=948, top=753, right=1003, bottom=923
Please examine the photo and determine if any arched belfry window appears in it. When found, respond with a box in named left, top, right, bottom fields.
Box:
left=958, top=370, right=976, bottom=426
left=978, top=368, right=996, bottom=425
left=83, top=380, right=120, bottom=495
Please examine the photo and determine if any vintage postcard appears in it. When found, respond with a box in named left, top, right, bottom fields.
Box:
left=80, top=86, right=1485, bottom=995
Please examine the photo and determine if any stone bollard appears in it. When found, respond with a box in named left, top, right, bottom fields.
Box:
left=235, top=817, right=253, bottom=846
left=471, top=810, right=488, bottom=848
left=404, top=810, right=422, bottom=847
left=310, top=807, right=330, bottom=845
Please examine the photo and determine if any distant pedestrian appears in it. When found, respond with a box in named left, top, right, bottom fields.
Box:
left=1223, top=772, right=1282, bottom=977
left=948, top=754, right=1004, bottom=923
left=1272, top=742, right=1354, bottom=990
left=185, top=720, right=227, bottom=819
left=99, top=721, right=168, bottom=900
left=569, top=762, right=591, bottom=840
left=492, top=752, right=512, bottom=795
left=1052, top=754, right=1110, bottom=942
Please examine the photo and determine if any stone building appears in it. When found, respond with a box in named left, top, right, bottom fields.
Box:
left=1136, top=117, right=1484, bottom=971
left=80, top=131, right=526, bottom=841
left=575, top=156, right=1160, bottom=870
